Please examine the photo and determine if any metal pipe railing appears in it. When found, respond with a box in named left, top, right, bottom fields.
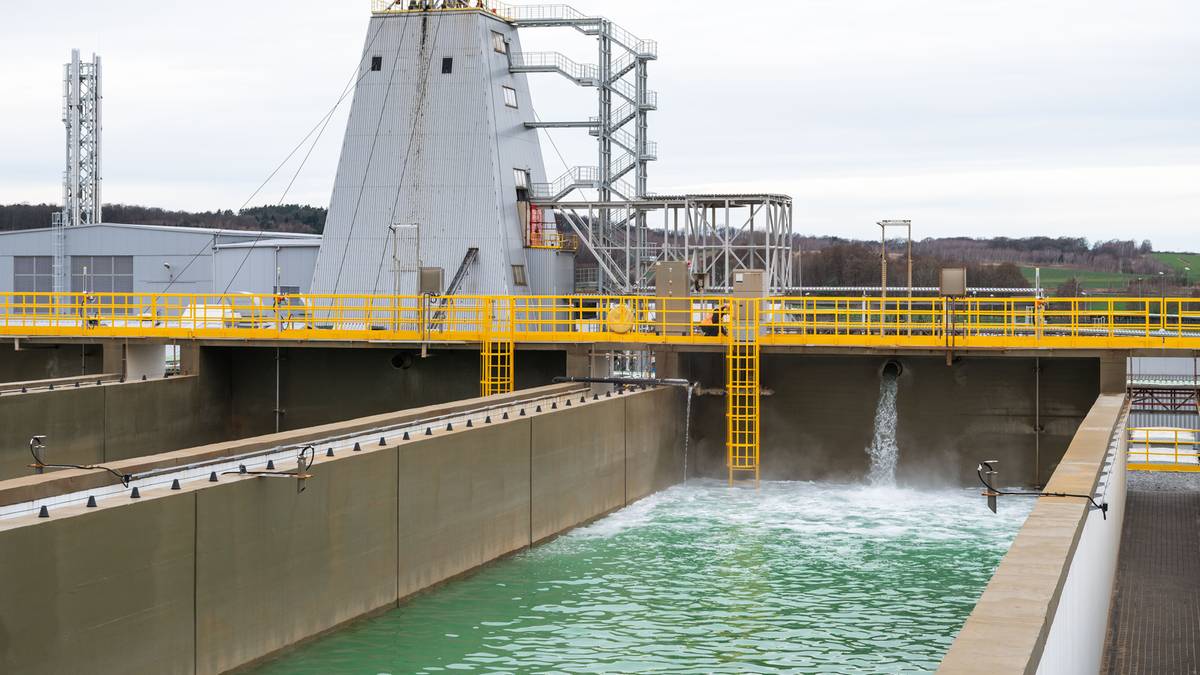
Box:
left=1, top=292, right=1198, bottom=348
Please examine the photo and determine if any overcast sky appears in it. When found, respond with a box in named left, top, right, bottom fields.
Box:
left=1, top=0, right=1197, bottom=248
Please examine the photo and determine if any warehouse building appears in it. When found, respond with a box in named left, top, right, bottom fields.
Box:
left=0, top=223, right=321, bottom=305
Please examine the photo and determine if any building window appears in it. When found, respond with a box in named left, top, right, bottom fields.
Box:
left=492, top=31, right=507, bottom=54
left=513, top=168, right=529, bottom=189
left=12, top=256, right=53, bottom=314
left=71, top=256, right=133, bottom=294
left=274, top=285, right=301, bottom=295
left=512, top=264, right=528, bottom=287
left=442, top=57, right=453, bottom=74
left=370, top=56, right=382, bottom=72
left=503, top=85, right=518, bottom=108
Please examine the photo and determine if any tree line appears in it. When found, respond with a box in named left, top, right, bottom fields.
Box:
left=2, top=202, right=1189, bottom=290
left=0, top=203, right=327, bottom=235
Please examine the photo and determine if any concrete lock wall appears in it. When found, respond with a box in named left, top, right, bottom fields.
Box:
left=938, top=394, right=1127, bottom=674
left=0, top=345, right=565, bottom=482
left=1035, top=403, right=1127, bottom=674
left=0, top=385, right=683, bottom=675
left=219, top=346, right=565, bottom=438
left=0, top=495, right=197, bottom=675
left=0, top=342, right=104, bottom=381
left=683, top=353, right=1101, bottom=486
left=0, top=374, right=233, bottom=482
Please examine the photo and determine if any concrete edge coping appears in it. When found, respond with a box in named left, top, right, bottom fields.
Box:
left=0, top=382, right=585, bottom=506
left=0, top=384, right=663, bottom=533
left=937, top=393, right=1127, bottom=674
left=0, top=372, right=123, bottom=393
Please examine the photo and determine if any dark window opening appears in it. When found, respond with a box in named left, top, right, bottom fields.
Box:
left=370, top=56, right=382, bottom=72
left=441, top=57, right=453, bottom=74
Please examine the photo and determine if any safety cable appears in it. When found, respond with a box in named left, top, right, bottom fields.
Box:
left=332, top=12, right=430, bottom=294
left=126, top=386, right=589, bottom=485
left=28, top=437, right=131, bottom=487
left=221, top=445, right=315, bottom=479
left=220, top=18, right=395, bottom=296
left=977, top=461, right=1108, bottom=520
left=532, top=107, right=574, bottom=176
left=158, top=18, right=391, bottom=298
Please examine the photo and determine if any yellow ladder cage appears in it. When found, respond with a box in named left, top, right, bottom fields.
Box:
left=480, top=299, right=515, bottom=397
left=726, top=299, right=761, bottom=485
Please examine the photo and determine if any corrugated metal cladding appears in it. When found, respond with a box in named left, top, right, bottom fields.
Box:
left=310, top=10, right=573, bottom=298
left=1129, top=412, right=1200, bottom=430
left=213, top=241, right=320, bottom=294
left=0, top=224, right=319, bottom=295
left=1130, top=357, right=1200, bottom=378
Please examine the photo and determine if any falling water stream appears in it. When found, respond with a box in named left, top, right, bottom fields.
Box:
left=866, top=369, right=901, bottom=486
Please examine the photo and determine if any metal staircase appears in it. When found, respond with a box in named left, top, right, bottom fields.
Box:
left=531, top=167, right=599, bottom=201
left=505, top=3, right=657, bottom=293
left=445, top=247, right=480, bottom=296
left=509, top=52, right=597, bottom=84
left=428, top=248, right=479, bottom=332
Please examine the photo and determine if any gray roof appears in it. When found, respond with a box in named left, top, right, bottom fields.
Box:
left=214, top=238, right=323, bottom=250
left=0, top=222, right=321, bottom=239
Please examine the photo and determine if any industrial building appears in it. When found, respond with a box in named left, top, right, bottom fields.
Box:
left=0, top=2, right=1197, bottom=675
left=0, top=224, right=320, bottom=303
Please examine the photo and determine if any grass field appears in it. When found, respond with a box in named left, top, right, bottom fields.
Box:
left=1152, top=252, right=1200, bottom=280
left=1020, top=266, right=1140, bottom=290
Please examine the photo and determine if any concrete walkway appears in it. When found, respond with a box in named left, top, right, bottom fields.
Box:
left=1103, top=473, right=1200, bottom=674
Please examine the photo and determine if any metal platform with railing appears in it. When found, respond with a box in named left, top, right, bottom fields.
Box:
left=1127, top=427, right=1200, bottom=471
left=5, top=291, right=1200, bottom=484
left=3, top=293, right=1200, bottom=349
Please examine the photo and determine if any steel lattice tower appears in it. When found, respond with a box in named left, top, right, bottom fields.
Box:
left=56, top=49, right=103, bottom=294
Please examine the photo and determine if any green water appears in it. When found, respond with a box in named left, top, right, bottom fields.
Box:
left=252, top=480, right=1030, bottom=674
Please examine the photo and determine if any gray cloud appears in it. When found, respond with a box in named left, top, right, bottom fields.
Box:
left=1, top=0, right=1196, bottom=248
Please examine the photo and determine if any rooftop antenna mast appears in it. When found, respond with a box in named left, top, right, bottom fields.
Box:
left=55, top=48, right=103, bottom=295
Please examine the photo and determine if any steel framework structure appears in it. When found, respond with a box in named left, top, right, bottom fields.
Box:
left=502, top=4, right=794, bottom=294
left=544, top=194, right=794, bottom=293
left=55, top=49, right=103, bottom=296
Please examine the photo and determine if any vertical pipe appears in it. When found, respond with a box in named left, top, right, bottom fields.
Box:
left=274, top=347, right=282, bottom=433
left=1035, top=356, right=1041, bottom=487
left=94, top=54, right=103, bottom=225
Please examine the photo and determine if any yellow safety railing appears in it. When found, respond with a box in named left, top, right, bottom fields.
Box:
left=1, top=293, right=1199, bottom=349
left=372, top=0, right=514, bottom=20
left=527, top=231, right=580, bottom=252
left=1127, top=427, right=1200, bottom=472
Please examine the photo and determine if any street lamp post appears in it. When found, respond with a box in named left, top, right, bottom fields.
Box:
left=878, top=220, right=913, bottom=337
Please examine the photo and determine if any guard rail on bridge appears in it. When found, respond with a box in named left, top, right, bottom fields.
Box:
left=1127, top=427, right=1200, bottom=471
left=2, top=292, right=1199, bottom=350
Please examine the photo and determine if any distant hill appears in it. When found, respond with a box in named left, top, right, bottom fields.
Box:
left=0, top=203, right=326, bottom=235
left=2, top=202, right=1193, bottom=292
left=800, top=235, right=1196, bottom=293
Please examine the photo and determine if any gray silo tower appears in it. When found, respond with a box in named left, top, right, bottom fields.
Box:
left=311, top=1, right=573, bottom=297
